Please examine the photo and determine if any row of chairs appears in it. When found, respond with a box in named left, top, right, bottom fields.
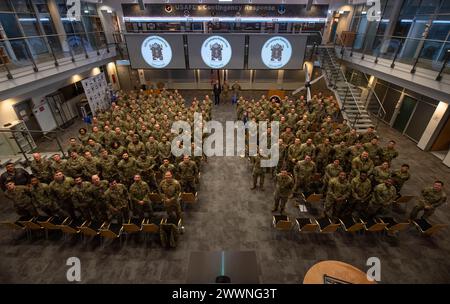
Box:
left=272, top=214, right=448, bottom=237
left=1, top=215, right=183, bottom=244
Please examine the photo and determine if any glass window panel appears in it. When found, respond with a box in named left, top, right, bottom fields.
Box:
left=404, top=101, right=436, bottom=141
left=283, top=70, right=306, bottom=83
left=440, top=0, right=450, bottom=13
left=382, top=87, right=402, bottom=122
left=228, top=70, right=250, bottom=82
left=399, top=0, right=420, bottom=19
left=419, top=0, right=440, bottom=14
left=254, top=70, right=278, bottom=82
left=0, top=0, right=12, bottom=11
left=12, top=0, right=33, bottom=13
left=170, top=70, right=194, bottom=82
left=199, top=70, right=214, bottom=83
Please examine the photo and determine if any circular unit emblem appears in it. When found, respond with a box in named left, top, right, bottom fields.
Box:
left=261, top=36, right=292, bottom=69
left=141, top=36, right=172, bottom=68
left=201, top=35, right=232, bottom=69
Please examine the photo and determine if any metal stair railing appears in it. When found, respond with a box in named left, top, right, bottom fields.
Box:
left=320, top=45, right=363, bottom=128
left=360, top=72, right=387, bottom=130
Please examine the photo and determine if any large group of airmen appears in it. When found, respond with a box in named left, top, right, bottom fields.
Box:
left=1, top=89, right=210, bottom=225
left=239, top=93, right=446, bottom=222
left=0, top=89, right=447, bottom=229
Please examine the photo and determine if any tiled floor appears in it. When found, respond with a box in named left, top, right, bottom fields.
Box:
left=0, top=91, right=449, bottom=283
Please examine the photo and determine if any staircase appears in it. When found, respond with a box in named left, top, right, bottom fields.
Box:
left=318, top=46, right=374, bottom=132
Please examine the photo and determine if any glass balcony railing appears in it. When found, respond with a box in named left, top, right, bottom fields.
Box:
left=0, top=30, right=116, bottom=81
left=336, top=32, right=450, bottom=78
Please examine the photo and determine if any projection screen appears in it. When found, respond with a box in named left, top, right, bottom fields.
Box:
left=248, top=35, right=307, bottom=70
left=187, top=34, right=246, bottom=69
left=125, top=34, right=186, bottom=69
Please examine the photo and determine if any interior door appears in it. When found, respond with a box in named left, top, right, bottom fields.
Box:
left=393, top=96, right=417, bottom=133
left=13, top=99, right=42, bottom=139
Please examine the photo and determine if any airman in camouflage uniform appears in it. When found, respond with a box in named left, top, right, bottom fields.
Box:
left=128, top=135, right=146, bottom=158
left=372, top=162, right=391, bottom=185
left=50, top=154, right=67, bottom=176
left=66, top=152, right=85, bottom=178
left=350, top=172, right=372, bottom=219
left=250, top=151, right=267, bottom=190
left=293, top=155, right=316, bottom=197
left=97, top=149, right=118, bottom=181
left=381, top=140, right=399, bottom=164
left=159, top=171, right=182, bottom=220
left=136, top=153, right=158, bottom=191
left=325, top=172, right=351, bottom=219
left=129, top=174, right=152, bottom=219
left=178, top=155, right=199, bottom=193
left=410, top=181, right=447, bottom=220
left=105, top=179, right=130, bottom=223
left=71, top=176, right=93, bottom=220
left=30, top=176, right=65, bottom=217
left=366, top=178, right=397, bottom=218
left=30, top=153, right=52, bottom=183
left=117, top=152, right=138, bottom=186
left=88, top=175, right=110, bottom=221
left=391, top=164, right=410, bottom=195
left=4, top=181, right=38, bottom=217
left=323, top=159, right=342, bottom=191
left=352, top=151, right=374, bottom=177
left=287, top=139, right=303, bottom=172
left=82, top=151, right=100, bottom=180
left=49, top=171, right=75, bottom=218
left=272, top=170, right=294, bottom=214
left=67, top=138, right=83, bottom=155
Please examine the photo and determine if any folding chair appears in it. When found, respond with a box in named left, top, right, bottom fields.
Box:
left=181, top=192, right=198, bottom=205
left=314, top=217, right=340, bottom=233
left=99, top=222, right=123, bottom=246
left=296, top=218, right=319, bottom=232
left=0, top=217, right=26, bottom=238
left=79, top=220, right=104, bottom=241
left=339, top=216, right=365, bottom=233
left=36, top=216, right=62, bottom=239
left=18, top=216, right=44, bottom=239
left=122, top=218, right=144, bottom=234
left=376, top=217, right=410, bottom=234
left=142, top=216, right=164, bottom=244
left=361, top=218, right=388, bottom=232
left=58, top=217, right=82, bottom=241
left=305, top=194, right=323, bottom=204
left=272, top=215, right=293, bottom=231
left=412, top=218, right=448, bottom=237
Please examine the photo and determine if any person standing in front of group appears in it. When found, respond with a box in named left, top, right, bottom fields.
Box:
left=213, top=80, right=221, bottom=105
left=221, top=80, right=230, bottom=105
left=231, top=80, right=241, bottom=105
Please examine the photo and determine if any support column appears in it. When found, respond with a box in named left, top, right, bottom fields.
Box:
left=48, top=0, right=69, bottom=52
left=98, top=7, right=115, bottom=44
left=417, top=102, right=449, bottom=150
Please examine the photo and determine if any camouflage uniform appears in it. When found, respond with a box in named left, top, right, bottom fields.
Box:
left=325, top=177, right=351, bottom=219
left=82, top=157, right=100, bottom=180
left=351, top=156, right=374, bottom=177
left=30, top=158, right=52, bottom=183
left=381, top=147, right=399, bottom=164
left=293, top=160, right=316, bottom=196
left=128, top=141, right=146, bottom=158
left=410, top=187, right=447, bottom=220
left=315, top=143, right=332, bottom=173
left=391, top=169, right=410, bottom=194
left=251, top=154, right=267, bottom=189
left=136, top=156, right=158, bottom=191
left=178, top=160, right=199, bottom=193
left=88, top=180, right=110, bottom=221
left=105, top=183, right=130, bottom=222
left=117, top=157, right=138, bottom=186
left=273, top=173, right=294, bottom=212
left=130, top=180, right=152, bottom=219
left=367, top=183, right=397, bottom=217
left=31, top=182, right=65, bottom=217
left=299, top=143, right=316, bottom=160
left=49, top=177, right=75, bottom=218
left=350, top=177, right=372, bottom=218
left=372, top=166, right=391, bottom=185
left=98, top=155, right=119, bottom=181
left=5, top=185, right=38, bottom=217
left=160, top=178, right=182, bottom=220
left=66, top=156, right=85, bottom=178
left=71, top=181, right=93, bottom=220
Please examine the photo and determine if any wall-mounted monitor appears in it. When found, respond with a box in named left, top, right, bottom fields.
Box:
left=187, top=34, right=245, bottom=69
left=124, top=34, right=186, bottom=69
left=248, top=35, right=307, bottom=69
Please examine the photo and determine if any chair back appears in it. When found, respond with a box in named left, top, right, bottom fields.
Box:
left=388, top=222, right=410, bottom=232
left=424, top=224, right=448, bottom=236
left=366, top=223, right=388, bottom=232
left=18, top=220, right=42, bottom=230
left=181, top=192, right=198, bottom=204
left=0, top=221, right=24, bottom=230
left=142, top=223, right=159, bottom=233
left=306, top=194, right=322, bottom=203
left=321, top=223, right=340, bottom=233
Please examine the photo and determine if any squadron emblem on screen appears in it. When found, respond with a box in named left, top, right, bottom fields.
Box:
left=210, top=43, right=223, bottom=61
left=141, top=36, right=172, bottom=68
left=271, top=43, right=284, bottom=62
left=150, top=43, right=164, bottom=61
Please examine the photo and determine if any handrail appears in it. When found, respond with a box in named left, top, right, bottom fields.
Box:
left=321, top=40, right=363, bottom=127
left=360, top=72, right=386, bottom=129
left=0, top=30, right=109, bottom=43
left=0, top=128, right=67, bottom=163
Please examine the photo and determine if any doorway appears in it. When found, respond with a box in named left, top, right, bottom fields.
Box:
left=13, top=99, right=42, bottom=139
left=329, top=21, right=338, bottom=44
left=393, top=95, right=417, bottom=133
